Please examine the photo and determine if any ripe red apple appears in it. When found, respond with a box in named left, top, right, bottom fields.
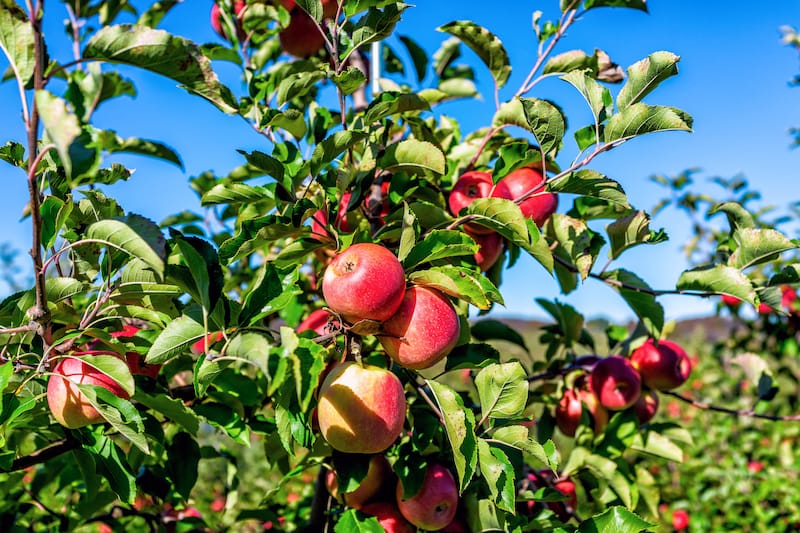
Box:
left=555, top=382, right=608, bottom=437
left=466, top=229, right=503, bottom=272
left=491, top=167, right=558, bottom=227
left=757, top=302, right=772, bottom=315
left=47, top=353, right=131, bottom=428
left=322, top=243, right=406, bottom=323
left=449, top=171, right=495, bottom=234
left=360, top=502, right=415, bottom=533
left=310, top=191, right=353, bottom=240
left=278, top=0, right=342, bottom=59
left=721, top=293, right=742, bottom=308
left=553, top=478, right=578, bottom=510
left=297, top=308, right=335, bottom=335
left=326, top=454, right=393, bottom=509
left=630, top=339, right=692, bottom=391
left=317, top=362, right=406, bottom=454
left=379, top=286, right=461, bottom=370
left=396, top=463, right=458, bottom=530
left=590, top=356, right=641, bottom=411
left=672, top=509, right=689, bottom=531
left=210, top=1, right=246, bottom=41
left=191, top=331, right=224, bottom=355
left=782, top=285, right=798, bottom=313
left=110, top=325, right=161, bottom=379
left=633, top=389, right=659, bottom=425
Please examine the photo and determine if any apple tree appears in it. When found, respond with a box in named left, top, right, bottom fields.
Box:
left=0, top=0, right=798, bottom=531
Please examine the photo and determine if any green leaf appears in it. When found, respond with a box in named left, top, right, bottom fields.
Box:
left=295, top=0, right=324, bottom=21
left=427, top=380, right=477, bottom=492
left=311, top=131, right=368, bottom=176
left=577, top=506, right=653, bottom=533
left=363, top=92, right=431, bottom=124
left=550, top=170, right=630, bottom=209
left=98, top=132, right=183, bottom=169
left=201, top=183, right=274, bottom=206
left=583, top=0, right=648, bottom=11
left=475, top=362, right=527, bottom=420
left=493, top=97, right=567, bottom=155
left=331, top=66, right=367, bottom=96
left=345, top=4, right=407, bottom=59
left=544, top=49, right=598, bottom=76
left=133, top=390, right=200, bottom=434
left=492, top=426, right=555, bottom=471
left=408, top=265, right=503, bottom=310
left=276, top=69, right=326, bottom=106
left=602, top=269, right=664, bottom=338
left=83, top=24, right=237, bottom=113
left=78, top=354, right=135, bottom=397
left=470, top=319, right=528, bottom=353
left=45, top=277, right=84, bottom=303
left=174, top=235, right=222, bottom=314
left=398, top=35, right=428, bottom=82
left=676, top=264, right=757, bottom=305
left=0, top=0, right=35, bottom=86
left=477, top=439, right=516, bottom=513
left=606, top=210, right=667, bottom=259
left=730, top=228, right=797, bottom=270
left=218, top=215, right=301, bottom=264
left=87, top=214, right=166, bottom=280
left=146, top=307, right=206, bottom=364
left=166, top=432, right=200, bottom=499
left=708, top=201, right=756, bottom=230
left=561, top=70, right=612, bottom=125
left=547, top=214, right=604, bottom=282
left=41, top=195, right=74, bottom=250
left=0, top=141, right=24, bottom=167
left=261, top=109, right=307, bottom=140
left=80, top=432, right=137, bottom=503
left=605, top=103, right=693, bottom=142
left=770, top=264, right=800, bottom=285
left=438, top=21, right=510, bottom=88
left=402, top=229, right=478, bottom=270
left=537, top=298, right=586, bottom=347
left=617, top=51, right=680, bottom=110
left=81, top=385, right=149, bottom=454
left=379, top=139, right=446, bottom=175
left=333, top=509, right=385, bottom=533
left=35, top=90, right=97, bottom=179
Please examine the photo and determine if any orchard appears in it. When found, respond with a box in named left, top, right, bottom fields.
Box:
left=0, top=0, right=799, bottom=532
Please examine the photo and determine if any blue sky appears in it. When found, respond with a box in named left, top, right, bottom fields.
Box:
left=1, top=1, right=799, bottom=323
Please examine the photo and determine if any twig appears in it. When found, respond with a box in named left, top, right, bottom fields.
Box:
left=6, top=435, right=80, bottom=472
left=664, top=391, right=800, bottom=422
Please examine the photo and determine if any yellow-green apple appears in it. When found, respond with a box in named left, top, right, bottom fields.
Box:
left=210, top=1, right=246, bottom=41
left=47, top=353, right=131, bottom=428
left=630, top=339, right=692, bottom=391
left=554, top=380, right=608, bottom=437
left=396, top=463, right=458, bottom=530
left=633, top=389, right=659, bottom=425
left=465, top=229, right=503, bottom=272
left=326, top=454, right=394, bottom=509
left=491, top=167, right=558, bottom=227
left=360, top=502, right=415, bottom=533
left=448, top=171, right=494, bottom=234
left=317, top=362, right=406, bottom=454
left=379, top=286, right=461, bottom=370
left=590, top=356, right=641, bottom=410
left=322, top=243, right=406, bottom=323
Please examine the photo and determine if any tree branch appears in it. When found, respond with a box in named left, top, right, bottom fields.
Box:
left=6, top=435, right=80, bottom=472
left=664, top=390, right=800, bottom=422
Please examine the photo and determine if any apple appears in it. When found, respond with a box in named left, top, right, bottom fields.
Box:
left=590, top=356, right=641, bottom=410
left=47, top=353, right=131, bottom=428
left=297, top=308, right=335, bottom=335
left=322, top=243, right=406, bottom=323
left=360, top=502, right=415, bottom=533
left=553, top=478, right=578, bottom=511
left=554, top=382, right=608, bottom=437
left=317, top=362, right=406, bottom=454
left=379, top=286, right=461, bottom=370
left=757, top=302, right=772, bottom=315
left=491, top=167, right=558, bottom=227
left=310, top=191, right=354, bottom=240
left=191, top=331, right=224, bottom=355
left=630, top=338, right=692, bottom=391
left=672, top=509, right=689, bottom=531
left=783, top=285, right=798, bottom=313
left=633, top=389, right=659, bottom=425
left=278, top=0, right=340, bottom=58
left=747, top=460, right=764, bottom=473
left=721, top=293, right=742, bottom=308
left=109, top=325, right=161, bottom=379
left=466, top=229, right=503, bottom=272
left=448, top=171, right=495, bottom=234
left=210, top=1, right=246, bottom=41
left=396, top=463, right=458, bottom=530
left=326, top=454, right=393, bottom=509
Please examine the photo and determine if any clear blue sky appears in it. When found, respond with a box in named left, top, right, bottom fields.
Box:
left=1, top=1, right=799, bottom=323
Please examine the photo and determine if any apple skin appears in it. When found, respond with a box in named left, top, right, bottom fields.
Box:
left=449, top=171, right=494, bottom=234
left=190, top=331, right=224, bottom=355
left=555, top=383, right=608, bottom=437
left=590, top=356, right=642, bottom=411
left=396, top=463, right=459, bottom=530
left=326, top=454, right=394, bottom=509
left=322, top=243, right=406, bottom=323
left=47, top=354, right=131, bottom=428
left=554, top=478, right=578, bottom=511
left=721, top=293, right=742, bottom=308
left=279, top=0, right=342, bottom=59
left=672, top=509, right=690, bottom=531
left=633, top=389, right=659, bottom=425
left=466, top=229, right=503, bottom=272
left=491, top=167, right=558, bottom=227
left=210, top=1, right=246, bottom=41
left=317, top=362, right=406, bottom=454
left=379, top=286, right=461, bottom=370
left=297, top=308, right=335, bottom=335
left=783, top=285, right=798, bottom=313
left=360, top=502, right=415, bottom=533
left=109, top=326, right=161, bottom=379
left=311, top=191, right=353, bottom=240
left=630, top=339, right=692, bottom=391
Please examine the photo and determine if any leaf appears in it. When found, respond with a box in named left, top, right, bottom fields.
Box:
left=477, top=439, right=516, bottom=513
left=398, top=35, right=428, bottom=82
left=331, top=66, right=367, bottom=95
left=0, top=141, right=24, bottom=167
left=605, top=103, right=692, bottom=142
left=218, top=215, right=301, bottom=264
left=35, top=90, right=97, bottom=179
left=606, top=210, right=667, bottom=259
left=602, top=269, right=664, bottom=338
left=408, top=265, right=503, bottom=310
left=82, top=385, right=149, bottom=454
left=730, top=228, right=797, bottom=270
left=145, top=307, right=206, bottom=364
left=80, top=432, right=137, bottom=503
left=427, top=380, right=477, bottom=492
left=493, top=98, right=567, bottom=156
left=87, top=214, right=166, bottom=280
left=261, top=109, right=307, bottom=140
left=166, top=432, right=200, bottom=499
left=438, top=21, right=510, bottom=88
left=547, top=214, right=604, bottom=282
left=708, top=201, right=756, bottom=230
left=537, top=298, right=586, bottom=347
left=174, top=235, right=222, bottom=314
left=583, top=0, right=648, bottom=11
left=201, top=183, right=274, bottom=206
left=617, top=51, right=680, bottom=110
left=475, top=362, right=527, bottom=420
left=550, top=170, right=630, bottom=209
left=77, top=354, right=135, bottom=397
left=345, top=4, right=407, bottom=58
left=577, top=506, right=653, bottom=533
left=544, top=49, right=598, bottom=76
left=333, top=509, right=384, bottom=533
left=379, top=139, right=445, bottom=175
left=45, top=277, right=84, bottom=303
left=363, top=92, right=430, bottom=124
left=0, top=0, right=35, bottom=86
left=561, top=70, right=612, bottom=124
left=770, top=264, right=800, bottom=285
left=470, top=320, right=528, bottom=352
left=676, top=264, right=757, bottom=305
left=133, top=390, right=200, bottom=434
left=492, top=426, right=555, bottom=471
left=99, top=133, right=183, bottom=169
left=276, top=69, right=326, bottom=106
left=311, top=131, right=368, bottom=176
left=295, top=0, right=324, bottom=21
left=83, top=24, right=237, bottom=113
left=402, top=229, right=478, bottom=270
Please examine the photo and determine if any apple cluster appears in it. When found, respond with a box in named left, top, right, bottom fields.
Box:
left=448, top=166, right=558, bottom=271
left=554, top=339, right=693, bottom=438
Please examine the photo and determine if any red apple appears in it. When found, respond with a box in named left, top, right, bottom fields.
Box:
left=782, top=285, right=798, bottom=313
left=317, top=362, right=406, bottom=454
left=278, top=1, right=339, bottom=58
left=310, top=191, right=354, bottom=240
left=747, top=460, right=764, bottom=473
left=672, top=509, right=689, bottom=531
left=210, top=1, right=246, bottom=41
left=326, top=454, right=394, bottom=509
left=191, top=331, right=224, bottom=355
left=633, top=389, right=659, bottom=425
left=466, top=229, right=503, bottom=272
left=47, top=353, right=131, bottom=428
left=297, top=308, right=335, bottom=335
left=360, top=502, right=415, bottom=533
left=379, top=286, right=461, bottom=370
left=110, top=325, right=161, bottom=379
left=555, top=382, right=608, bottom=437
left=396, top=463, right=458, bottom=530
left=449, top=171, right=495, bottom=234
left=553, top=478, right=578, bottom=510
left=630, top=339, right=692, bottom=391
left=757, top=302, right=772, bottom=315
left=590, top=356, right=641, bottom=411
left=721, top=293, right=742, bottom=308
left=322, top=243, right=406, bottom=323
left=491, top=167, right=558, bottom=227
